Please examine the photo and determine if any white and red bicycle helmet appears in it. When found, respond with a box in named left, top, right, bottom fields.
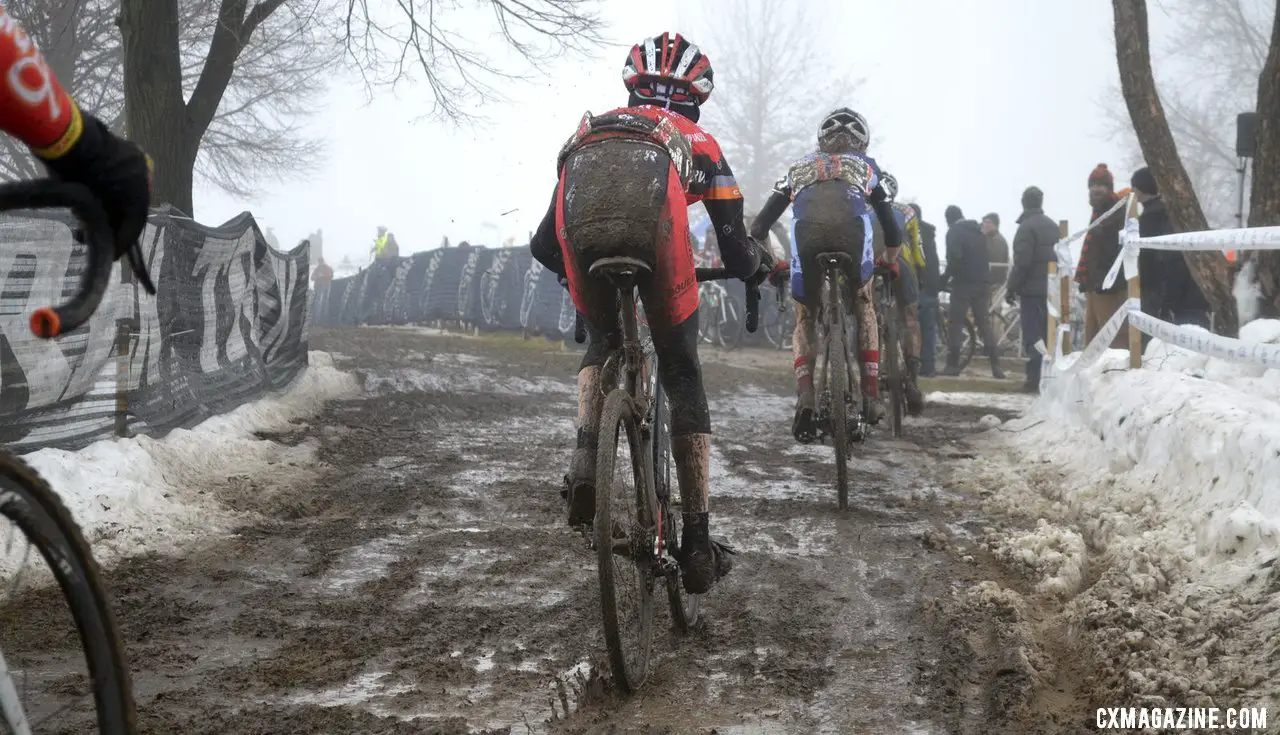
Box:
left=622, top=32, right=715, bottom=105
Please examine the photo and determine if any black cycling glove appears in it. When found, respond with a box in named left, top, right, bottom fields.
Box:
left=39, top=110, right=151, bottom=262
left=745, top=236, right=775, bottom=286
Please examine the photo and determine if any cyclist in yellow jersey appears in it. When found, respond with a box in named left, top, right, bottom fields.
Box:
left=871, top=172, right=925, bottom=415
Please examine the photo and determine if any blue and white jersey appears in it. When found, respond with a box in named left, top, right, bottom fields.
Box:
left=772, top=151, right=882, bottom=293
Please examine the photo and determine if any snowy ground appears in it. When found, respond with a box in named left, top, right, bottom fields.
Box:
left=1, top=352, right=360, bottom=578
left=954, top=319, right=1280, bottom=716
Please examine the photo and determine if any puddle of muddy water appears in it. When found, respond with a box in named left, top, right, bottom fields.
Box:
left=318, top=533, right=416, bottom=593
left=363, top=364, right=573, bottom=397
left=280, top=671, right=414, bottom=714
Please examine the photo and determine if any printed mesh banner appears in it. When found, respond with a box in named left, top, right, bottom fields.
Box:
left=311, top=245, right=798, bottom=351
left=0, top=206, right=311, bottom=453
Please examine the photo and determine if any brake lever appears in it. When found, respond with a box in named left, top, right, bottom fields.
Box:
left=72, top=227, right=157, bottom=295
left=127, top=240, right=157, bottom=295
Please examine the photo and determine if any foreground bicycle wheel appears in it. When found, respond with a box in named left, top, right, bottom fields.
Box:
left=824, top=274, right=851, bottom=510
left=0, top=452, right=135, bottom=733
left=650, top=375, right=699, bottom=632
left=595, top=390, right=655, bottom=692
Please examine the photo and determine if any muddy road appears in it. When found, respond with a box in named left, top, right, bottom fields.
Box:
left=7, top=325, right=1108, bottom=734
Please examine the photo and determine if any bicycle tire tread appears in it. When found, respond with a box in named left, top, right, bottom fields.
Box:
left=0, top=451, right=135, bottom=733
left=594, top=390, right=653, bottom=692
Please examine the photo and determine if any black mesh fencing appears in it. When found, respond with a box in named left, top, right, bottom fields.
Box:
left=312, top=246, right=789, bottom=347
left=0, top=206, right=311, bottom=453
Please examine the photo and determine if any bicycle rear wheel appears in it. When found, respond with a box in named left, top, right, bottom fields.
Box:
left=823, top=273, right=851, bottom=510
left=0, top=452, right=135, bottom=733
left=595, top=389, right=655, bottom=692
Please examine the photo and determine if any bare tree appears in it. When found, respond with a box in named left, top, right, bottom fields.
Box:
left=121, top=0, right=603, bottom=216
left=3, top=0, right=333, bottom=201
left=693, top=0, right=861, bottom=212
left=0, top=1, right=121, bottom=181
left=1112, top=0, right=1280, bottom=333
left=341, top=0, right=603, bottom=121
left=1104, top=0, right=1273, bottom=228
left=176, top=0, right=336, bottom=198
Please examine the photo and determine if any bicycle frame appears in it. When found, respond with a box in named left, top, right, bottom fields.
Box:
left=812, top=253, right=860, bottom=438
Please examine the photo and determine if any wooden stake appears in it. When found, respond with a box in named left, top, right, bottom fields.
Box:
left=1126, top=198, right=1142, bottom=369
left=114, top=262, right=133, bottom=437
left=1046, top=269, right=1058, bottom=360
left=1058, top=220, right=1071, bottom=355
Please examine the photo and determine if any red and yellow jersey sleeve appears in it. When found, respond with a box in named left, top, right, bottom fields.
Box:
left=0, top=4, right=82, bottom=159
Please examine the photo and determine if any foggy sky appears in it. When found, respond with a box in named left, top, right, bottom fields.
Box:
left=195, top=0, right=1176, bottom=267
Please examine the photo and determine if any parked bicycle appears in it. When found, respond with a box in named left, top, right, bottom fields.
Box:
left=936, top=289, right=978, bottom=372
left=0, top=179, right=154, bottom=733
left=763, top=280, right=795, bottom=352
left=573, top=258, right=759, bottom=692
left=696, top=279, right=745, bottom=350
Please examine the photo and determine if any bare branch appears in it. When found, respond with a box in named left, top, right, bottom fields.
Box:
left=340, top=0, right=603, bottom=122
left=694, top=0, right=863, bottom=211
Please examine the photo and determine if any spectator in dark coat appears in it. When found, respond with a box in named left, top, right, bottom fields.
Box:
left=941, top=205, right=1004, bottom=378
left=1073, top=163, right=1129, bottom=348
left=1005, top=186, right=1059, bottom=393
left=1131, top=167, right=1210, bottom=329
left=982, top=213, right=1010, bottom=289
left=908, top=203, right=941, bottom=376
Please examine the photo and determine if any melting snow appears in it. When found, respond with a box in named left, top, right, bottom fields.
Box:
left=0, top=352, right=359, bottom=580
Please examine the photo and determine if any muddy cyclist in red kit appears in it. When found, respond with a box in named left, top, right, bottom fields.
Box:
left=529, top=32, right=774, bottom=594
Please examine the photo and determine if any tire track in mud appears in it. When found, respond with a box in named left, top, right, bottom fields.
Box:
left=0, top=326, right=1071, bottom=733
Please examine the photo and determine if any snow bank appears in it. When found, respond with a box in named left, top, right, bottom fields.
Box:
left=2, top=352, right=359, bottom=579
left=1025, top=319, right=1280, bottom=577
left=962, top=321, right=1280, bottom=707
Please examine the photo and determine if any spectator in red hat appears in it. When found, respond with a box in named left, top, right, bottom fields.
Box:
left=1074, top=163, right=1129, bottom=347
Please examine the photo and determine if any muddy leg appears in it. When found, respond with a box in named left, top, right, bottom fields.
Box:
left=565, top=314, right=617, bottom=527
left=792, top=301, right=819, bottom=442
left=856, top=281, right=883, bottom=423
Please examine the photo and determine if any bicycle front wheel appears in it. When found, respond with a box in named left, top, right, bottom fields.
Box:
left=595, top=390, right=656, bottom=692
left=0, top=452, right=135, bottom=733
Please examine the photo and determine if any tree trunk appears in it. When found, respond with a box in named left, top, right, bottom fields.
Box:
left=1112, top=0, right=1239, bottom=335
left=120, top=0, right=193, bottom=214
left=120, top=0, right=286, bottom=217
left=1246, top=1, right=1280, bottom=316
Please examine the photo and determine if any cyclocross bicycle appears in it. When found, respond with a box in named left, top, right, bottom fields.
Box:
left=937, top=290, right=978, bottom=372
left=0, top=179, right=156, bottom=733
left=763, top=279, right=795, bottom=352
left=808, top=251, right=863, bottom=510
left=696, top=279, right=745, bottom=350
left=874, top=269, right=907, bottom=438
left=573, top=257, right=759, bottom=692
